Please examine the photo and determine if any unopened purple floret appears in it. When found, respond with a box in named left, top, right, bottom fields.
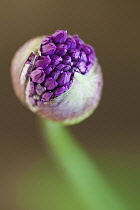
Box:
left=29, top=82, right=35, bottom=95
left=26, top=53, right=35, bottom=64
left=54, top=86, right=68, bottom=97
left=57, top=72, right=71, bottom=86
left=51, top=55, right=62, bottom=65
left=45, top=66, right=53, bottom=75
left=68, top=49, right=80, bottom=61
left=35, top=56, right=51, bottom=68
left=65, top=37, right=77, bottom=49
left=82, top=44, right=94, bottom=55
left=41, top=36, right=52, bottom=45
left=30, top=68, right=45, bottom=83
left=76, top=61, right=87, bottom=73
left=42, top=92, right=53, bottom=102
left=62, top=55, right=72, bottom=65
left=79, top=51, right=87, bottom=63
left=41, top=43, right=56, bottom=55
left=44, top=77, right=58, bottom=90
left=36, top=84, right=46, bottom=95
left=73, top=35, right=84, bottom=46
left=50, top=71, right=60, bottom=80
left=55, top=64, right=66, bottom=71
left=52, top=30, right=67, bottom=44
left=55, top=44, right=67, bottom=56
left=27, top=30, right=96, bottom=107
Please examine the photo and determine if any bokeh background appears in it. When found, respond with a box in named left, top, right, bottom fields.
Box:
left=0, top=0, right=140, bottom=209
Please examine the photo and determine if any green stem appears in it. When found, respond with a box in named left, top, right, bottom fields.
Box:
left=42, top=120, right=126, bottom=210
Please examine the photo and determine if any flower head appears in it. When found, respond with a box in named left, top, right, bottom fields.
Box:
left=11, top=30, right=103, bottom=125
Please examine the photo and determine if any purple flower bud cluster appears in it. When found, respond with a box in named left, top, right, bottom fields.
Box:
left=26, top=30, right=95, bottom=107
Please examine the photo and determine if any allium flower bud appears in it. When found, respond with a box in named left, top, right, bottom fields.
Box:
left=11, top=30, right=103, bottom=125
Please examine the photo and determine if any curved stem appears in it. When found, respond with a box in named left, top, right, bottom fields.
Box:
left=42, top=119, right=126, bottom=210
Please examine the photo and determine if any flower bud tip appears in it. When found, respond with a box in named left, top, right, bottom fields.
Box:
left=11, top=30, right=103, bottom=125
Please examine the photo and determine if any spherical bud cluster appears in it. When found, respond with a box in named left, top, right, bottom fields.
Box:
left=11, top=30, right=103, bottom=125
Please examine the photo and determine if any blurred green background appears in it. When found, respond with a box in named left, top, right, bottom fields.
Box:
left=0, top=0, right=140, bottom=209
